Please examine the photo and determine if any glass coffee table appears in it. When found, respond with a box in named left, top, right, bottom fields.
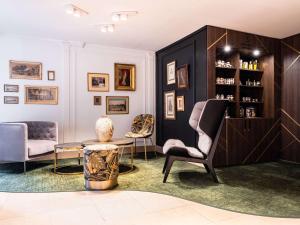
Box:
left=82, top=138, right=135, bottom=174
left=53, top=142, right=83, bottom=174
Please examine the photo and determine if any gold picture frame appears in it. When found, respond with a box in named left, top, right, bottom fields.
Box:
left=25, top=86, right=58, bottom=105
left=167, top=61, right=176, bottom=85
left=114, top=63, right=136, bottom=91
left=9, top=60, right=42, bottom=80
left=88, top=73, right=109, bottom=92
left=164, top=91, right=176, bottom=120
left=106, top=96, right=129, bottom=115
left=177, top=96, right=185, bottom=111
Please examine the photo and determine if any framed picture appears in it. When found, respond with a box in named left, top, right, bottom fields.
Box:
left=25, top=86, right=58, bottom=105
left=48, top=71, right=55, bottom=81
left=4, top=96, right=19, bottom=104
left=87, top=73, right=109, bottom=92
left=176, top=64, right=189, bottom=89
left=94, top=96, right=102, bottom=105
left=106, top=96, right=129, bottom=115
left=167, top=61, right=176, bottom=85
left=114, top=63, right=136, bottom=91
left=164, top=91, right=176, bottom=120
left=177, top=96, right=185, bottom=111
left=9, top=60, right=42, bottom=80
left=4, top=84, right=19, bottom=92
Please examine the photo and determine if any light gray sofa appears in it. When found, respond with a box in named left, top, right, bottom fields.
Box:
left=0, top=121, right=58, bottom=172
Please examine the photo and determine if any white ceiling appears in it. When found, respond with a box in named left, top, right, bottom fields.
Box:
left=1, top=0, right=300, bottom=51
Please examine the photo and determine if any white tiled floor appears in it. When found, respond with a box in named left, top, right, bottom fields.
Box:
left=0, top=191, right=298, bottom=225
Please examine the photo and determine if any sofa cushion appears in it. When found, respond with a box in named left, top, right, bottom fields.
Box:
left=28, top=140, right=56, bottom=157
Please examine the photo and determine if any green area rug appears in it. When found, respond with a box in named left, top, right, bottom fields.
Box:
left=0, top=156, right=299, bottom=218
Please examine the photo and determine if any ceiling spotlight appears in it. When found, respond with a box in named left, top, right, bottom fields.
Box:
left=101, top=26, right=107, bottom=33
left=224, top=45, right=231, bottom=52
left=64, top=4, right=88, bottom=17
left=253, top=49, right=260, bottom=56
left=120, top=14, right=128, bottom=21
left=107, top=25, right=115, bottom=32
left=112, top=14, right=120, bottom=21
left=65, top=5, right=74, bottom=14
left=73, top=9, right=81, bottom=18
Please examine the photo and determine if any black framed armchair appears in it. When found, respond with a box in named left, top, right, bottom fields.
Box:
left=162, top=99, right=228, bottom=183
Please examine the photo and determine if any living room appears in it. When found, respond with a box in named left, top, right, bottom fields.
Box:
left=0, top=1, right=299, bottom=225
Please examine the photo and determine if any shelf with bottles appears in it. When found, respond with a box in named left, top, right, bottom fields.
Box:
left=216, top=77, right=236, bottom=86
left=239, top=105, right=263, bottom=118
left=216, top=94, right=236, bottom=102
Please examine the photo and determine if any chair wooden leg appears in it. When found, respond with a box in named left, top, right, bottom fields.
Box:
left=163, top=157, right=174, bottom=183
left=162, top=154, right=169, bottom=174
left=204, top=164, right=210, bottom=174
left=134, top=139, right=137, bottom=155
left=150, top=137, right=157, bottom=158
left=207, top=163, right=219, bottom=183
left=143, top=138, right=147, bottom=161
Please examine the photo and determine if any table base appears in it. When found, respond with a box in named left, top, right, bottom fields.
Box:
left=85, top=178, right=118, bottom=190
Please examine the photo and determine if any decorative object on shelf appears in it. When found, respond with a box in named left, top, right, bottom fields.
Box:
left=244, top=79, right=261, bottom=87
left=25, top=86, right=58, bottom=105
left=216, top=94, right=234, bottom=101
left=176, top=96, right=185, bottom=111
left=239, top=107, right=245, bottom=117
left=47, top=71, right=55, bottom=81
left=240, top=59, right=259, bottom=70
left=4, top=96, right=19, bottom=104
left=114, top=63, right=136, bottom=91
left=84, top=144, right=119, bottom=190
left=215, top=60, right=233, bottom=68
left=106, top=96, right=129, bottom=114
left=4, top=84, right=19, bottom=92
left=164, top=91, right=176, bottom=120
left=216, top=77, right=235, bottom=85
left=9, top=60, right=42, bottom=80
left=166, top=61, right=176, bottom=85
left=245, top=107, right=256, bottom=118
left=176, top=64, right=189, bottom=89
left=94, top=96, right=101, bottom=105
left=88, top=73, right=109, bottom=92
left=242, top=97, right=259, bottom=103
left=95, top=116, right=114, bottom=142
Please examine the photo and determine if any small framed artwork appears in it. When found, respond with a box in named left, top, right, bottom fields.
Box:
left=25, top=86, right=58, bottom=105
left=177, top=96, right=185, bottom=111
left=176, top=64, right=189, bottom=89
left=4, top=84, right=19, bottom=92
left=106, top=96, right=129, bottom=115
left=115, top=63, right=136, bottom=91
left=167, top=61, right=176, bottom=85
left=9, top=60, right=42, bottom=80
left=94, top=96, right=102, bottom=105
left=4, top=96, right=19, bottom=104
left=87, top=73, right=109, bottom=92
left=164, top=91, right=176, bottom=120
left=48, top=71, right=55, bottom=81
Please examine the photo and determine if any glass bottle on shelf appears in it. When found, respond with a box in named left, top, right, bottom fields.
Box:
left=253, top=60, right=258, bottom=70
left=249, top=61, right=253, bottom=70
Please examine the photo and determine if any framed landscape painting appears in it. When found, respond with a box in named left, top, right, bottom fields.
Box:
left=25, top=86, right=58, bottom=105
left=88, top=73, right=109, bottom=92
left=164, top=91, right=176, bottom=120
left=9, top=60, right=42, bottom=80
left=106, top=96, right=129, bottom=115
left=4, top=96, right=19, bottom=104
left=114, top=63, right=136, bottom=91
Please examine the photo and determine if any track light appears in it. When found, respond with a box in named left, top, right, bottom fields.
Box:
left=111, top=11, right=138, bottom=22
left=65, top=4, right=88, bottom=18
left=107, top=25, right=114, bottom=32
left=112, top=14, right=120, bottom=21
left=253, top=49, right=260, bottom=56
left=120, top=14, right=128, bottom=21
left=224, top=45, right=231, bottom=52
left=99, top=24, right=115, bottom=33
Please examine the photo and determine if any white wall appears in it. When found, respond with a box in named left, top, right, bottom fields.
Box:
left=0, top=35, right=155, bottom=143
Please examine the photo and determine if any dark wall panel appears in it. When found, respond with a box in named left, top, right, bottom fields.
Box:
left=281, top=34, right=300, bottom=163
left=156, top=27, right=207, bottom=147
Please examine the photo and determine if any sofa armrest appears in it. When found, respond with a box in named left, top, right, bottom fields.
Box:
left=0, top=123, right=28, bottom=162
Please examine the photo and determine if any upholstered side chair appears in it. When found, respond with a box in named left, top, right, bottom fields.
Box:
left=125, top=114, right=156, bottom=161
left=0, top=121, right=58, bottom=172
left=162, top=99, right=228, bottom=183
